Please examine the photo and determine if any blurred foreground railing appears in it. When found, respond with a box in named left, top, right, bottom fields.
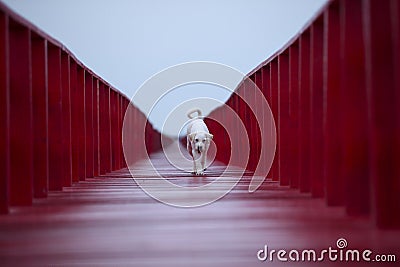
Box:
left=0, top=2, right=166, bottom=213
left=207, top=0, right=400, bottom=229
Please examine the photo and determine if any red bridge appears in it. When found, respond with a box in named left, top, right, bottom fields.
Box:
left=1, top=1, right=399, bottom=266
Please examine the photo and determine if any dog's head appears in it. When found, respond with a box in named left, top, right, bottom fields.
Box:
left=189, top=132, right=213, bottom=154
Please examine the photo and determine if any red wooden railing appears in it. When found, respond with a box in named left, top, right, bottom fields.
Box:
left=207, top=0, right=400, bottom=229
left=0, top=2, right=163, bottom=213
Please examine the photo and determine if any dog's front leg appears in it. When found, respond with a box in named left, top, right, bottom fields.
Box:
left=191, top=149, right=197, bottom=174
left=200, top=152, right=206, bottom=175
left=193, top=152, right=205, bottom=176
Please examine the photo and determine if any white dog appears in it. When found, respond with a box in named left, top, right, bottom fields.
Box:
left=186, top=108, right=213, bottom=175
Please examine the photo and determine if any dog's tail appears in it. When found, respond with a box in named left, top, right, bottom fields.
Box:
left=187, top=108, right=202, bottom=119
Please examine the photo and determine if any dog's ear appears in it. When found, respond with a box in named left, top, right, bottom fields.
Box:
left=206, top=133, right=213, bottom=140
left=188, top=133, right=196, bottom=142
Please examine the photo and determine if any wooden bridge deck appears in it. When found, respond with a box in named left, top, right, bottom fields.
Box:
left=0, top=143, right=399, bottom=266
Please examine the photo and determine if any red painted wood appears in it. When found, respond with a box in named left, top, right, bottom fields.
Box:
left=299, top=29, right=312, bottom=193
left=364, top=0, right=400, bottom=229
left=106, top=86, right=113, bottom=170
left=225, top=93, right=231, bottom=164
left=261, top=65, right=273, bottom=179
left=323, top=1, right=345, bottom=205
left=31, top=33, right=48, bottom=198
left=220, top=106, right=231, bottom=165
left=1, top=144, right=399, bottom=266
left=110, top=90, right=118, bottom=170
left=254, top=70, right=267, bottom=175
left=390, top=0, right=400, bottom=226
left=145, top=120, right=153, bottom=155
left=244, top=77, right=257, bottom=172
left=270, top=59, right=279, bottom=181
left=61, top=52, right=72, bottom=187
left=339, top=0, right=369, bottom=216
left=133, top=106, right=140, bottom=162
left=278, top=52, right=290, bottom=186
left=254, top=70, right=264, bottom=176
left=47, top=44, right=63, bottom=191
left=120, top=96, right=127, bottom=168
left=85, top=72, right=94, bottom=178
left=288, top=41, right=300, bottom=189
left=115, top=93, right=122, bottom=169
left=93, top=78, right=99, bottom=176
left=0, top=1, right=164, bottom=211
left=9, top=19, right=33, bottom=205
left=99, top=82, right=110, bottom=174
left=245, top=77, right=253, bottom=171
left=0, top=11, right=9, bottom=213
left=1, top=0, right=400, bottom=233
left=76, top=66, right=86, bottom=181
left=233, top=91, right=244, bottom=167
left=253, top=75, right=262, bottom=173
left=236, top=83, right=247, bottom=166
left=310, top=15, right=324, bottom=198
left=124, top=103, right=134, bottom=167
left=69, top=60, right=79, bottom=183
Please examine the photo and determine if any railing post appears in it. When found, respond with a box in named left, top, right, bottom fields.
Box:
left=254, top=70, right=265, bottom=177
left=31, top=33, right=48, bottom=198
left=124, top=103, right=134, bottom=167
left=77, top=66, right=86, bottom=180
left=261, top=64, right=273, bottom=179
left=0, top=11, right=9, bottom=213
left=288, top=41, right=300, bottom=189
left=85, top=72, right=93, bottom=178
left=120, top=96, right=126, bottom=168
left=278, top=51, right=290, bottom=186
left=323, top=0, right=345, bottom=205
left=107, top=86, right=112, bottom=171
left=310, top=15, right=324, bottom=198
left=93, top=78, right=99, bottom=176
left=110, top=90, right=117, bottom=170
left=363, top=0, right=400, bottom=228
left=237, top=83, right=246, bottom=166
left=339, top=0, right=370, bottom=216
left=61, top=52, right=72, bottom=187
left=47, top=43, right=63, bottom=191
left=270, top=59, right=279, bottom=181
left=116, top=93, right=122, bottom=169
left=299, top=29, right=311, bottom=193
left=70, top=60, right=79, bottom=183
left=9, top=19, right=33, bottom=205
left=99, top=82, right=110, bottom=174
left=226, top=97, right=234, bottom=166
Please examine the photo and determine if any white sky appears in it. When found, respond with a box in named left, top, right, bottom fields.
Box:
left=2, top=0, right=327, bottom=137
